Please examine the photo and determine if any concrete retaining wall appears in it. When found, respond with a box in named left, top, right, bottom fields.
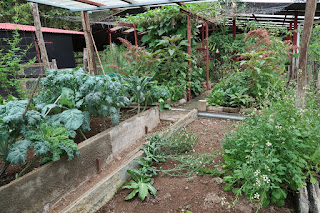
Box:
left=0, top=107, right=160, bottom=213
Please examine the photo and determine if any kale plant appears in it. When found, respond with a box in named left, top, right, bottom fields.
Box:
left=80, top=75, right=130, bottom=129
left=125, top=74, right=153, bottom=114
left=35, top=69, right=130, bottom=133
left=0, top=99, right=42, bottom=175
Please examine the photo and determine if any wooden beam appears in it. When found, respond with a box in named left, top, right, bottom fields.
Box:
left=110, top=26, right=124, bottom=32
left=29, top=2, right=50, bottom=69
left=73, top=0, right=105, bottom=6
left=297, top=0, right=317, bottom=107
left=121, top=0, right=134, bottom=3
left=187, top=15, right=191, bottom=101
left=122, top=28, right=135, bottom=34
left=180, top=8, right=214, bottom=25
left=81, top=11, right=97, bottom=75
left=205, top=22, right=209, bottom=90
left=133, top=24, right=138, bottom=46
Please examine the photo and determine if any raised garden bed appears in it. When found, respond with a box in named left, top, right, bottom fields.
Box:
left=0, top=109, right=138, bottom=187
left=0, top=107, right=160, bottom=213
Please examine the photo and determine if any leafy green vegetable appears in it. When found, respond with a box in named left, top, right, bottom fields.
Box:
left=123, top=169, right=157, bottom=201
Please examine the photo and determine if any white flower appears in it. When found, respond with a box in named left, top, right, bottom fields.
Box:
left=266, top=141, right=272, bottom=147
left=254, top=170, right=260, bottom=176
left=256, top=178, right=261, bottom=187
left=254, top=193, right=260, bottom=200
left=263, top=175, right=270, bottom=183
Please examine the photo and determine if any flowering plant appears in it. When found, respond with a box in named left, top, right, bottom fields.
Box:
left=222, top=87, right=320, bottom=210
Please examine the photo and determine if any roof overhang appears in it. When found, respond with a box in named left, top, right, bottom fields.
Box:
left=26, top=0, right=216, bottom=12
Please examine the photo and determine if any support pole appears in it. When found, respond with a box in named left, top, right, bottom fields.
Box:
left=293, top=12, right=298, bottom=47
left=81, top=11, right=97, bottom=75
left=108, top=30, right=112, bottom=55
left=201, top=24, right=205, bottom=46
left=232, top=18, right=236, bottom=40
left=187, top=15, right=192, bottom=101
left=29, top=2, right=50, bottom=69
left=297, top=0, right=317, bottom=107
left=90, top=32, right=105, bottom=76
left=292, top=11, right=299, bottom=79
left=83, top=48, right=87, bottom=72
left=133, top=24, right=138, bottom=46
left=289, top=22, right=293, bottom=80
left=205, top=23, right=209, bottom=90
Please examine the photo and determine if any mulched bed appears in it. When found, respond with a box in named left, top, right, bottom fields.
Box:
left=0, top=109, right=138, bottom=187
left=98, top=118, right=295, bottom=213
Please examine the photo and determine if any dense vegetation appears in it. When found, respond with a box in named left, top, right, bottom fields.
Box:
left=222, top=87, right=320, bottom=210
left=207, top=29, right=291, bottom=108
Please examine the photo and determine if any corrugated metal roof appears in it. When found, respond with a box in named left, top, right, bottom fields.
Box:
left=26, top=0, right=210, bottom=12
left=0, top=23, right=84, bottom=35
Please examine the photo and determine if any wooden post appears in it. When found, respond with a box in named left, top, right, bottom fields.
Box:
left=51, top=59, right=58, bottom=69
left=232, top=18, right=236, bottom=40
left=81, top=11, right=97, bottom=75
left=29, top=2, right=50, bottom=69
left=205, top=22, right=209, bottom=90
left=297, top=0, right=317, bottom=107
left=90, top=32, right=105, bottom=75
left=83, top=48, right=88, bottom=72
left=187, top=15, right=191, bottom=101
left=292, top=11, right=299, bottom=79
left=133, top=24, right=138, bottom=46
left=108, top=30, right=112, bottom=55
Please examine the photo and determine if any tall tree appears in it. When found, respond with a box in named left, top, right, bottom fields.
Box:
left=297, top=0, right=317, bottom=107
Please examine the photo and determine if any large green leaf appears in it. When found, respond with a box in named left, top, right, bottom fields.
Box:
left=7, top=140, right=31, bottom=164
left=80, top=111, right=91, bottom=132
left=138, top=182, right=149, bottom=200
left=147, top=184, right=157, bottom=196
left=125, top=188, right=139, bottom=200
left=26, top=110, right=42, bottom=126
left=60, top=109, right=84, bottom=130
left=59, top=87, right=75, bottom=108
left=33, top=141, right=50, bottom=155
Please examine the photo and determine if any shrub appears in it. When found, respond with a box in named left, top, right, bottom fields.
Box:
left=222, top=88, right=320, bottom=210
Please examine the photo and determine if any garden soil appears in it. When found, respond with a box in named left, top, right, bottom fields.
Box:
left=98, top=118, right=295, bottom=213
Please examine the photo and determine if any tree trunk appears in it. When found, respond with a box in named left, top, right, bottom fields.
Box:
left=296, top=0, right=317, bottom=108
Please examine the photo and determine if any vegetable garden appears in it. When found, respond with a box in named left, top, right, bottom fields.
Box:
left=1, top=1, right=320, bottom=213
